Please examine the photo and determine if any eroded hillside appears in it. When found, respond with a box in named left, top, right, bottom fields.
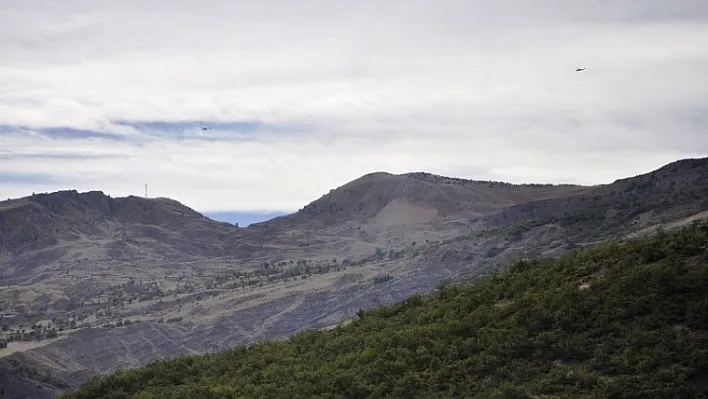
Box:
left=0, top=190, right=240, bottom=274
left=1, top=157, right=707, bottom=398
left=65, top=221, right=708, bottom=399
left=266, top=170, right=589, bottom=227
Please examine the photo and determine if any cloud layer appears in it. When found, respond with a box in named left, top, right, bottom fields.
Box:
left=1, top=0, right=707, bottom=212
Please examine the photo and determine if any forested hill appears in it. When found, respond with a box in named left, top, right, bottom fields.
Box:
left=65, top=222, right=708, bottom=399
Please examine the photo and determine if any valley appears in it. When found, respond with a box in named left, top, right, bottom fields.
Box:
left=1, top=157, right=707, bottom=398
left=64, top=220, right=708, bottom=398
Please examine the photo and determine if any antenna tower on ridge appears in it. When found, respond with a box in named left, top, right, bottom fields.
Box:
left=145, top=183, right=148, bottom=198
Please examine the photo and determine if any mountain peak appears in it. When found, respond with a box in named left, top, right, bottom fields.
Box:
left=268, top=171, right=590, bottom=228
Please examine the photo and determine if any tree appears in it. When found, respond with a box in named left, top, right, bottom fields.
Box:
left=64, top=222, right=708, bottom=399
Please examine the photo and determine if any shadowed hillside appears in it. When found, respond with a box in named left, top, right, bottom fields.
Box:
left=0, top=191, right=247, bottom=285
left=63, top=222, right=708, bottom=399
left=483, top=157, right=708, bottom=240
left=0, top=190, right=237, bottom=257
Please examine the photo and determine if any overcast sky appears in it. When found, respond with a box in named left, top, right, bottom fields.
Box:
left=1, top=0, right=707, bottom=214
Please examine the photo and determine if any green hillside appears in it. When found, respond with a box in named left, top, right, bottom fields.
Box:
left=64, top=223, right=708, bottom=399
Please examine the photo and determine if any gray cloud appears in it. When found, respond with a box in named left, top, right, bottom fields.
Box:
left=0, top=0, right=706, bottom=211
left=0, top=172, right=62, bottom=185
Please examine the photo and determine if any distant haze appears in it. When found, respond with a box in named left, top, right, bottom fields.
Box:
left=1, top=0, right=707, bottom=213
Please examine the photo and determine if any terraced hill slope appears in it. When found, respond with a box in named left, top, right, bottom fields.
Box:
left=65, top=221, right=708, bottom=399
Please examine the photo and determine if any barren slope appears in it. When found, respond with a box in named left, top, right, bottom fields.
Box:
left=0, top=190, right=238, bottom=261
left=1, top=157, right=708, bottom=398
left=482, top=157, right=708, bottom=238
left=264, top=171, right=589, bottom=227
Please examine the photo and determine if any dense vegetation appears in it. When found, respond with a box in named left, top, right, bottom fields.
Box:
left=65, top=222, right=708, bottom=399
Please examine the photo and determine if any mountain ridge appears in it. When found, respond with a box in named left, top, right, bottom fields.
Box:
left=0, top=169, right=590, bottom=265
left=0, top=190, right=237, bottom=260
left=1, top=156, right=707, bottom=398
left=252, top=171, right=590, bottom=229
left=483, top=156, right=708, bottom=232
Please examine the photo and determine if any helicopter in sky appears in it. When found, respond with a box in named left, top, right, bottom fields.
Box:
left=576, top=67, right=586, bottom=72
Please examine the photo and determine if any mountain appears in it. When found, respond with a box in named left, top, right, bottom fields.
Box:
left=63, top=221, right=708, bottom=399
left=248, top=171, right=590, bottom=252
left=0, top=172, right=585, bottom=270
left=0, top=190, right=246, bottom=288
left=260, top=171, right=589, bottom=228
left=472, top=157, right=708, bottom=253
left=1, top=156, right=707, bottom=398
left=486, top=157, right=708, bottom=228
left=0, top=190, right=237, bottom=256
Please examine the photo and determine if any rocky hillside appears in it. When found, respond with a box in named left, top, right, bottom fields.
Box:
left=0, top=190, right=238, bottom=256
left=1, top=157, right=707, bottom=399
left=259, top=171, right=589, bottom=228
left=0, top=172, right=589, bottom=282
left=483, top=157, right=708, bottom=238
left=64, top=221, right=708, bottom=399
left=0, top=191, right=249, bottom=284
